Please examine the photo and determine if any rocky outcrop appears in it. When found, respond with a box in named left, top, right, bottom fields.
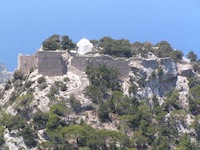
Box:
left=0, top=63, right=12, bottom=84
left=129, top=57, right=178, bottom=98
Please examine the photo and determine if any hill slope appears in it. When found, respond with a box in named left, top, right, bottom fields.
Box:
left=0, top=53, right=200, bottom=149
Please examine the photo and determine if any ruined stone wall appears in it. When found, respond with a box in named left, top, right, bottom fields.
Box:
left=18, top=54, right=38, bottom=74
left=71, top=55, right=130, bottom=79
left=38, top=51, right=67, bottom=76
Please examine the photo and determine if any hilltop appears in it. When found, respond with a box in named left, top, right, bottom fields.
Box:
left=0, top=35, right=200, bottom=149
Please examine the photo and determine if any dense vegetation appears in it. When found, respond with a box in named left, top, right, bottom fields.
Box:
left=90, top=36, right=186, bottom=62
left=85, top=64, right=200, bottom=149
left=42, top=34, right=75, bottom=51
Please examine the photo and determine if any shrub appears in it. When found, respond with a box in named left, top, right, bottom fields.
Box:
left=46, top=113, right=61, bottom=130
left=189, top=84, right=200, bottom=115
left=43, top=129, right=70, bottom=150
left=69, top=95, right=81, bottom=113
left=187, top=51, right=197, bottom=62
left=153, top=41, right=173, bottom=58
left=33, top=111, right=49, bottom=130
left=13, top=70, right=24, bottom=81
left=15, top=93, right=34, bottom=112
left=37, top=76, right=46, bottom=84
left=98, top=102, right=110, bottom=122
left=0, top=90, right=4, bottom=99
left=150, top=71, right=157, bottom=79
left=4, top=80, right=12, bottom=90
left=24, top=80, right=33, bottom=89
left=38, top=82, right=48, bottom=90
left=9, top=91, right=18, bottom=104
left=193, top=63, right=200, bottom=73
left=13, top=79, right=23, bottom=92
left=60, top=83, right=67, bottom=91
left=137, top=78, right=145, bottom=87
left=165, top=90, right=181, bottom=112
left=157, top=66, right=164, bottom=77
left=99, top=36, right=132, bottom=57
left=170, top=50, right=183, bottom=62
left=50, top=105, right=65, bottom=116
left=18, top=125, right=38, bottom=148
left=128, top=82, right=137, bottom=95
left=47, top=85, right=59, bottom=99
left=0, top=125, right=4, bottom=146
left=1, top=113, right=26, bottom=131
left=64, top=77, right=69, bottom=82
left=42, top=34, right=75, bottom=51
left=54, top=81, right=67, bottom=91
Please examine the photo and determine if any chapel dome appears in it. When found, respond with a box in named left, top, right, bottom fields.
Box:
left=77, top=38, right=93, bottom=55
left=77, top=38, right=91, bottom=46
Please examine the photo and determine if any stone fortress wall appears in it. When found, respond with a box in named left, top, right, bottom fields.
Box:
left=18, top=54, right=38, bottom=74
left=19, top=49, right=172, bottom=81
left=71, top=55, right=130, bottom=79
left=18, top=50, right=131, bottom=79
left=19, top=50, right=177, bottom=81
left=37, top=51, right=67, bottom=76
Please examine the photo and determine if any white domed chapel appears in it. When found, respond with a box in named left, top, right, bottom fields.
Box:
left=76, top=38, right=93, bottom=55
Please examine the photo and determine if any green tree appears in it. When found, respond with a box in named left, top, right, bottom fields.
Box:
left=44, top=129, right=70, bottom=150
left=18, top=125, right=38, bottom=148
left=152, top=136, right=170, bottom=150
left=46, top=113, right=61, bottom=130
left=86, top=64, right=121, bottom=104
left=98, top=102, right=110, bottom=122
left=61, top=35, right=75, bottom=50
left=69, top=95, right=81, bottom=113
left=33, top=111, right=49, bottom=130
left=171, top=50, right=183, bottom=62
left=42, top=34, right=61, bottom=50
left=153, top=41, right=173, bottom=58
left=99, top=36, right=132, bottom=57
left=15, top=93, right=34, bottom=112
left=187, top=51, right=197, bottom=62
left=176, top=135, right=193, bottom=150
left=90, top=39, right=99, bottom=47
left=1, top=113, right=26, bottom=131
left=189, top=85, right=200, bottom=115
left=165, top=90, right=181, bottom=112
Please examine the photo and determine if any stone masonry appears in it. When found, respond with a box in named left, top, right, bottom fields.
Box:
left=71, top=55, right=130, bottom=79
left=18, top=54, right=38, bottom=74
left=38, top=51, right=67, bottom=76
left=18, top=50, right=130, bottom=79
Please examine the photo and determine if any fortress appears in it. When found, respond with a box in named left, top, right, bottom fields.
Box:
left=18, top=38, right=130, bottom=79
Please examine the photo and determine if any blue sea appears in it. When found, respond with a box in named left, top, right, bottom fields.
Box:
left=0, top=0, right=200, bottom=71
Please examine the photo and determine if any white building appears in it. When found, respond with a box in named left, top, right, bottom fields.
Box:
left=77, top=38, right=93, bottom=55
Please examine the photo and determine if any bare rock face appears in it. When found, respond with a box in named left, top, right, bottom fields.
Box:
left=177, top=63, right=196, bottom=78
left=0, top=64, right=12, bottom=84
left=159, top=57, right=177, bottom=81
left=129, top=57, right=178, bottom=98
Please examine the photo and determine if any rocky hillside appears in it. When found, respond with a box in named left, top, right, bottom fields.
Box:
left=0, top=52, right=200, bottom=149
left=0, top=64, right=12, bottom=84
